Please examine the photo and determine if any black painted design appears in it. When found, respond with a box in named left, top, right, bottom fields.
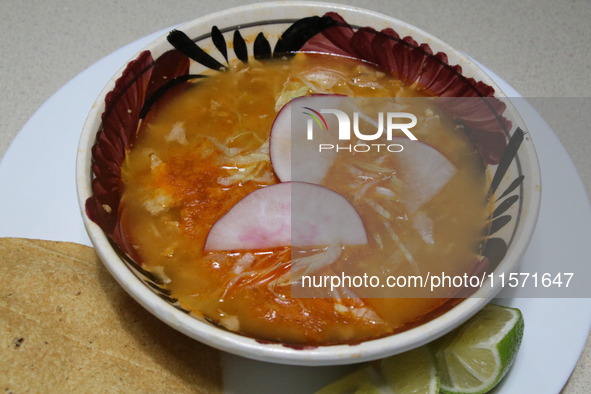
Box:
left=146, top=280, right=173, bottom=295
left=172, top=304, right=192, bottom=314
left=253, top=32, right=272, bottom=59
left=482, top=237, right=508, bottom=271
left=489, top=215, right=512, bottom=235
left=480, top=127, right=526, bottom=239
left=105, top=236, right=187, bottom=309
left=273, top=16, right=338, bottom=56
left=490, top=128, right=525, bottom=194
left=496, top=175, right=524, bottom=202
left=167, top=30, right=226, bottom=71
left=211, top=26, right=229, bottom=64
left=493, top=195, right=519, bottom=218
left=479, top=125, right=526, bottom=271
left=108, top=237, right=162, bottom=284
left=233, top=30, right=248, bottom=63
left=140, top=74, right=206, bottom=119
left=156, top=292, right=179, bottom=304
left=141, top=19, right=343, bottom=137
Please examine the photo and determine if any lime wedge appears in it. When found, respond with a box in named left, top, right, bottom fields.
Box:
left=314, top=304, right=523, bottom=394
left=314, top=346, right=438, bottom=394
left=314, top=364, right=384, bottom=394
left=381, top=346, right=440, bottom=393
left=431, top=304, right=524, bottom=394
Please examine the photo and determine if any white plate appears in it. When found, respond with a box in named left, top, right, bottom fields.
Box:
left=0, top=29, right=590, bottom=394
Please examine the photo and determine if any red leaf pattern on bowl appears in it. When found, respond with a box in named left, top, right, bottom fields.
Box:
left=145, top=50, right=191, bottom=102
left=302, top=12, right=511, bottom=164
left=86, top=49, right=190, bottom=261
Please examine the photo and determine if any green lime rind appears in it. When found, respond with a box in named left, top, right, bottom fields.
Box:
left=314, top=304, right=523, bottom=394
left=314, top=364, right=383, bottom=394
left=432, top=304, right=524, bottom=394
left=496, top=309, right=524, bottom=381
left=314, top=345, right=439, bottom=394
left=381, top=345, right=440, bottom=394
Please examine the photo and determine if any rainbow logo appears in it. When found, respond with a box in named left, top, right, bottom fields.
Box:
left=302, top=107, right=328, bottom=131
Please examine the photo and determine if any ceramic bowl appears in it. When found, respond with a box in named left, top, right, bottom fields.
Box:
left=76, top=1, right=541, bottom=365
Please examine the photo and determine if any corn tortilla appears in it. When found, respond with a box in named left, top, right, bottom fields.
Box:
left=0, top=238, right=222, bottom=393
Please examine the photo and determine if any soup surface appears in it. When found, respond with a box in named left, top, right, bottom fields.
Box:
left=120, top=53, right=490, bottom=345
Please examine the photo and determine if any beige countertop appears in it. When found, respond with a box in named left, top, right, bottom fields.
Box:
left=1, top=1, right=590, bottom=392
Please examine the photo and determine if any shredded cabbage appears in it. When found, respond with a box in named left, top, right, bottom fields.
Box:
left=375, top=186, right=397, bottom=199
left=255, top=140, right=269, bottom=154
left=215, top=140, right=273, bottom=185
left=206, top=136, right=242, bottom=157
left=302, top=238, right=343, bottom=276
left=233, top=253, right=255, bottom=274
left=354, top=179, right=380, bottom=200
left=225, top=130, right=264, bottom=146
left=390, top=177, right=404, bottom=193
left=365, top=199, right=391, bottom=219
left=343, top=163, right=364, bottom=177
left=413, top=211, right=435, bottom=245
left=373, top=233, right=384, bottom=250
left=274, top=83, right=309, bottom=112
left=289, top=238, right=343, bottom=284
left=221, top=153, right=269, bottom=166
left=353, top=160, right=396, bottom=174
left=299, top=69, right=344, bottom=89
left=382, top=220, right=420, bottom=275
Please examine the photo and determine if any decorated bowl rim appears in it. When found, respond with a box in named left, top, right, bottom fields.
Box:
left=76, top=1, right=541, bottom=365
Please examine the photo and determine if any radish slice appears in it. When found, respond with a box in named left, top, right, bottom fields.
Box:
left=270, top=95, right=350, bottom=184
left=391, top=137, right=456, bottom=213
left=204, top=182, right=368, bottom=251
left=268, top=102, right=293, bottom=181
left=268, top=95, right=456, bottom=214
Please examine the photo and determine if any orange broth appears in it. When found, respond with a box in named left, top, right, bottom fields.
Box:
left=120, top=53, right=490, bottom=345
